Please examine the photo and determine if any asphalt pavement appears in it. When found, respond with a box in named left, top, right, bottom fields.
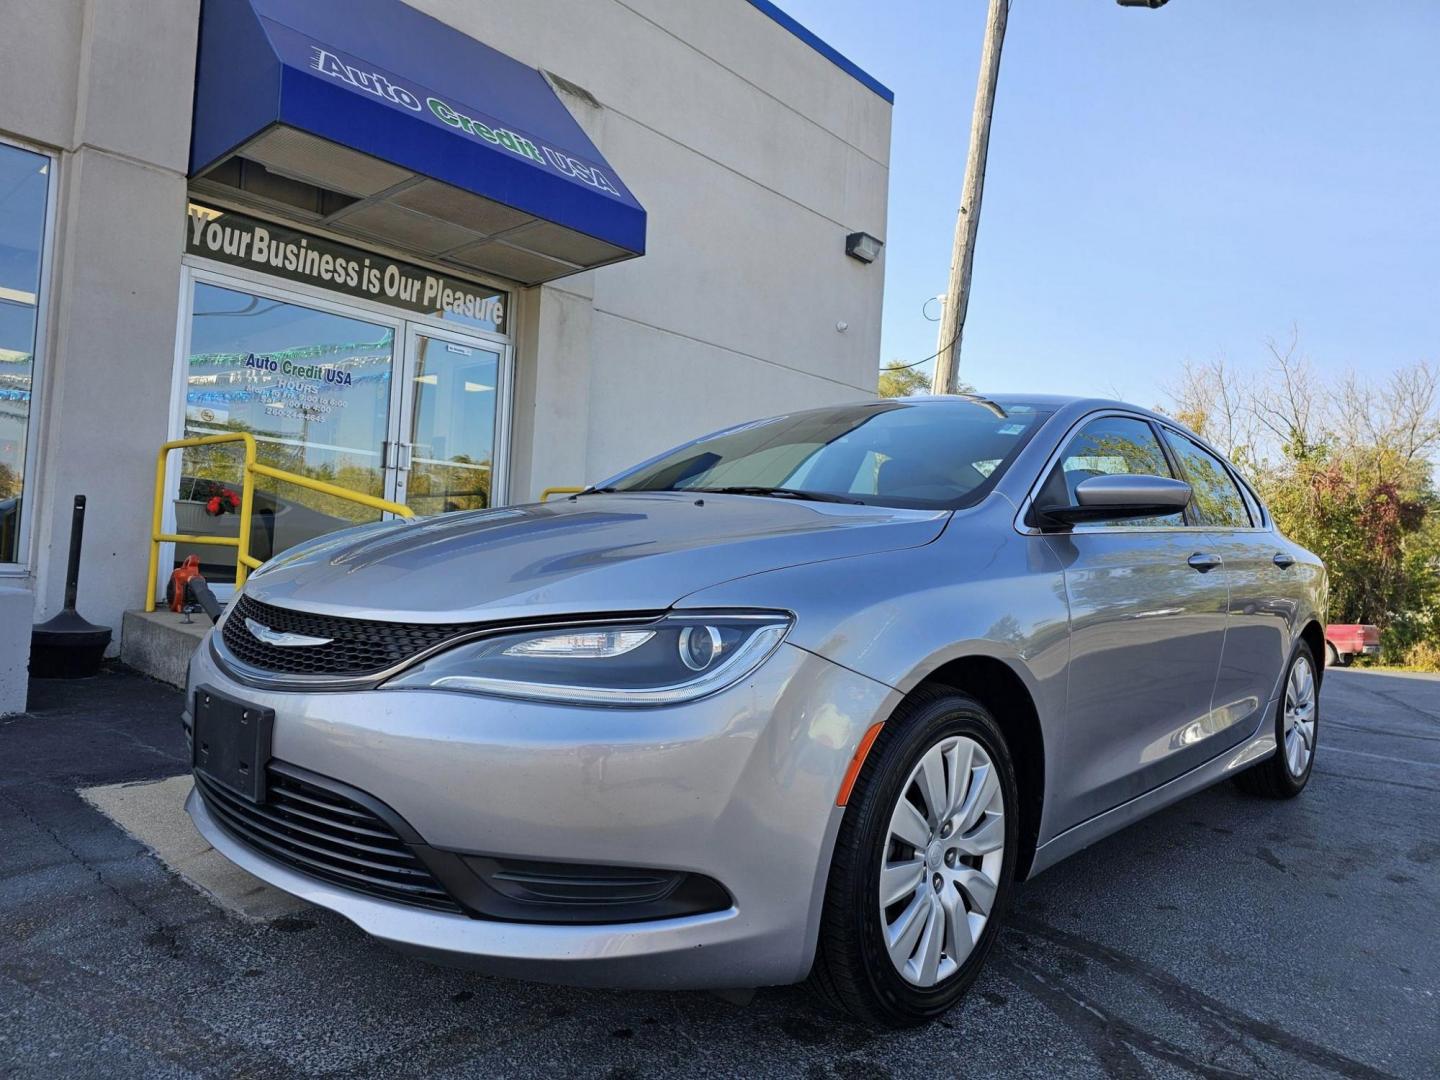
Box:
left=1, top=665, right=1436, bottom=1078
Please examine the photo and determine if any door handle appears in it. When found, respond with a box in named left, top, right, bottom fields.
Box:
left=1273, top=552, right=1295, bottom=569
left=1187, top=552, right=1222, bottom=573
left=383, top=440, right=414, bottom=471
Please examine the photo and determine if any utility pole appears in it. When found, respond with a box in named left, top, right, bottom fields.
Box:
left=932, top=0, right=1010, bottom=395
left=930, top=0, right=1167, bottom=394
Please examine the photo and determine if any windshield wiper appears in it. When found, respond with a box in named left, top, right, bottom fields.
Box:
left=579, top=485, right=866, bottom=505
left=684, top=486, right=866, bottom=505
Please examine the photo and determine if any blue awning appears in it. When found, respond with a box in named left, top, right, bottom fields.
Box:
left=190, top=0, right=645, bottom=284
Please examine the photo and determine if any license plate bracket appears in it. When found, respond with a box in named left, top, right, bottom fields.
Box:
left=193, top=686, right=273, bottom=803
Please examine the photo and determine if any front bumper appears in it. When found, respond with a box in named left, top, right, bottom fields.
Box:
left=184, top=636, right=896, bottom=989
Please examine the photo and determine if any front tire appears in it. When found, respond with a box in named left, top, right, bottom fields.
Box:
left=1235, top=641, right=1319, bottom=799
left=809, top=687, right=1019, bottom=1027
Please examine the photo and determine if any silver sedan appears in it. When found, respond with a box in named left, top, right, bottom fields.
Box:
left=184, top=395, right=1326, bottom=1026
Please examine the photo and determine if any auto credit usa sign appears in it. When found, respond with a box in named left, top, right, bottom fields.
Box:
left=306, top=44, right=625, bottom=198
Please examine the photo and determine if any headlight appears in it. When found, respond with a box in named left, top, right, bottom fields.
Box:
left=384, top=611, right=791, bottom=706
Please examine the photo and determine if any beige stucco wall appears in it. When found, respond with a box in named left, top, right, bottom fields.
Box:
left=0, top=0, right=890, bottom=700
left=425, top=0, right=893, bottom=492
left=0, top=0, right=200, bottom=708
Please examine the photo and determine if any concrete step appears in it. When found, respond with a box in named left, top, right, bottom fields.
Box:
left=121, top=609, right=211, bottom=688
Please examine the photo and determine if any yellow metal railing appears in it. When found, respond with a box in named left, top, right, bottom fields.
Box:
left=539, top=486, right=584, bottom=502
left=146, top=432, right=414, bottom=611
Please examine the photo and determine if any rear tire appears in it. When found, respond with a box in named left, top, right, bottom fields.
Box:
left=1324, top=641, right=1340, bottom=668
left=1235, top=641, right=1319, bottom=799
left=808, top=687, right=1019, bottom=1027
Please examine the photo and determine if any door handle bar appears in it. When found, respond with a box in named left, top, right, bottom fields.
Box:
left=382, top=440, right=415, bottom=471
left=1187, top=552, right=1222, bottom=573
left=1273, top=552, right=1295, bottom=569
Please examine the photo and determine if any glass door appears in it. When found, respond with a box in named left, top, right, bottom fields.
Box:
left=172, top=268, right=513, bottom=597
left=395, top=326, right=509, bottom=515
left=180, top=280, right=400, bottom=578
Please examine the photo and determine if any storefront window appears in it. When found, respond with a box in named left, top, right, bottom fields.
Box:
left=175, top=207, right=513, bottom=584
left=181, top=282, right=395, bottom=575
left=0, top=141, right=52, bottom=564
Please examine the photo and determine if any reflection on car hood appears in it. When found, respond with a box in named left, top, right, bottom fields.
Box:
left=242, top=493, right=949, bottom=621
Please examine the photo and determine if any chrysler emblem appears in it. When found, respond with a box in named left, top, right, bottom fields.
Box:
left=244, top=617, right=332, bottom=648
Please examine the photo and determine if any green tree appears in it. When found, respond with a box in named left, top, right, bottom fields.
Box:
left=1261, top=457, right=1433, bottom=628
left=878, top=360, right=972, bottom=398
left=878, top=360, right=929, bottom=398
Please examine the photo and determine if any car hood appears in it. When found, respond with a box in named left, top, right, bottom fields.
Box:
left=242, top=493, right=949, bottom=621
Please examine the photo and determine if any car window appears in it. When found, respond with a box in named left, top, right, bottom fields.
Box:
left=1037, top=415, right=1183, bottom=528
left=1161, top=430, right=1252, bottom=528
left=606, top=400, right=1053, bottom=510
left=1234, top=470, right=1266, bottom=527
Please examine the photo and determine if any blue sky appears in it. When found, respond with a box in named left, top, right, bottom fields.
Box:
left=777, top=0, right=1440, bottom=407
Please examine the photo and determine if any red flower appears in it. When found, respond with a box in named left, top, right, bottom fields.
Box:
left=206, top=496, right=223, bottom=515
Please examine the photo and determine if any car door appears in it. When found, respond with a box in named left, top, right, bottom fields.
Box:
left=1159, top=426, right=1292, bottom=739
left=1036, top=413, right=1232, bottom=828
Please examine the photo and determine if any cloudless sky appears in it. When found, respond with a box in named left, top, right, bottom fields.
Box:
left=777, top=0, right=1440, bottom=407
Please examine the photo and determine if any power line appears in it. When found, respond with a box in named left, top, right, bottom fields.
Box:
left=881, top=296, right=957, bottom=372
left=887, top=329, right=961, bottom=372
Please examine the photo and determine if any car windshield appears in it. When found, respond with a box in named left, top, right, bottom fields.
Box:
left=600, top=400, right=1052, bottom=510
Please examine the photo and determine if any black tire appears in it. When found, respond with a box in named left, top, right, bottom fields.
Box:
left=1324, top=641, right=1340, bottom=668
left=808, top=686, right=1020, bottom=1027
left=1235, top=640, right=1319, bottom=799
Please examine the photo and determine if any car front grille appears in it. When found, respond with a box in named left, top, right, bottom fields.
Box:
left=194, top=762, right=462, bottom=914
left=220, top=594, right=475, bottom=677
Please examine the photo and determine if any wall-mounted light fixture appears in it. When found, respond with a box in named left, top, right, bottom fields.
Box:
left=845, top=231, right=883, bottom=264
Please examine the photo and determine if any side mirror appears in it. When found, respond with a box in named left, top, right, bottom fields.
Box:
left=1034, top=474, right=1191, bottom=528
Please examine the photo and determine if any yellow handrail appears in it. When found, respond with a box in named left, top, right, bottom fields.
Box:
left=539, top=486, right=584, bottom=502
left=146, top=432, right=413, bottom=612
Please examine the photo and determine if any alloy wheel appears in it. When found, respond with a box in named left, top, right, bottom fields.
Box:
left=1283, top=654, right=1317, bottom=777
left=879, top=735, right=1006, bottom=988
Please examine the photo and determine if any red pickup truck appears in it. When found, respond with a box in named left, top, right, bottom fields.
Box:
left=1324, top=624, right=1381, bottom=666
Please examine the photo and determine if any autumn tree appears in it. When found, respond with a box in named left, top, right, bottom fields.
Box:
left=1164, top=331, right=1440, bottom=662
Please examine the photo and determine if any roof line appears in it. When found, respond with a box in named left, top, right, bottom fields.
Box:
left=743, top=0, right=894, bottom=104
